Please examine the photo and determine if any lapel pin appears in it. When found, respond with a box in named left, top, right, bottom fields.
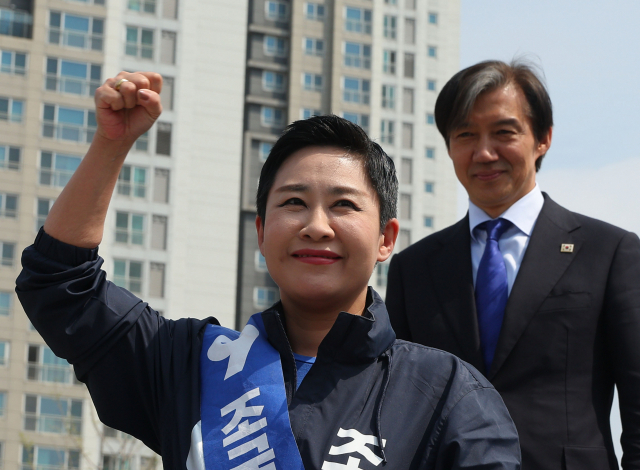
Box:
left=560, top=244, right=574, bottom=253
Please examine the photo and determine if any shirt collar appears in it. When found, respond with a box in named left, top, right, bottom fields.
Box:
left=469, top=184, right=544, bottom=240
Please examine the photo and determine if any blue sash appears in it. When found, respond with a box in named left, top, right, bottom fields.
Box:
left=200, top=313, right=304, bottom=470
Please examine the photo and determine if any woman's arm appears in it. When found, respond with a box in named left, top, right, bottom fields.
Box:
left=44, top=71, right=162, bottom=248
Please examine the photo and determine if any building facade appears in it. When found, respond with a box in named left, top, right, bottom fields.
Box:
left=236, top=0, right=461, bottom=326
left=0, top=0, right=246, bottom=468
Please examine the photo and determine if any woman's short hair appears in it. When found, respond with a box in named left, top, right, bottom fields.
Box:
left=256, top=115, right=398, bottom=231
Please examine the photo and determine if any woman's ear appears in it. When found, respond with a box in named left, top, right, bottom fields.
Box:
left=378, top=218, right=400, bottom=262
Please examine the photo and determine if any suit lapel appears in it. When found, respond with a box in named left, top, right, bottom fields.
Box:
left=428, top=215, right=485, bottom=372
left=488, top=195, right=582, bottom=379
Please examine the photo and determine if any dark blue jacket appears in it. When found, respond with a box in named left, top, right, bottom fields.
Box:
left=16, top=230, right=521, bottom=470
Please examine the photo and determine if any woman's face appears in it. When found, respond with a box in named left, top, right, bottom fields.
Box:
left=256, top=146, right=397, bottom=313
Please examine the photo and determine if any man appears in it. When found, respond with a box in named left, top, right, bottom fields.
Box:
left=385, top=60, right=640, bottom=470
left=16, top=71, right=520, bottom=470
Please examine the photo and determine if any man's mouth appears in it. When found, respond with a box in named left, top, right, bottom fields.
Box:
left=292, top=250, right=342, bottom=264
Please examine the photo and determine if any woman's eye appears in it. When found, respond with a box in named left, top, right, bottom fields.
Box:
left=280, top=197, right=305, bottom=207
left=334, top=200, right=359, bottom=210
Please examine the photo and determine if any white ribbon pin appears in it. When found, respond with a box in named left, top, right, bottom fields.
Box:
left=207, top=324, right=259, bottom=380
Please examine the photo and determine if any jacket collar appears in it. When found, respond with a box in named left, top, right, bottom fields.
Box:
left=261, top=287, right=396, bottom=366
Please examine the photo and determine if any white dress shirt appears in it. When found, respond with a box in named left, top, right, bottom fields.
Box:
left=469, top=184, right=544, bottom=295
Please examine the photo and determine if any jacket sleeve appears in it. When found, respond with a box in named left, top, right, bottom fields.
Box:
left=15, top=229, right=215, bottom=453
left=385, top=254, right=413, bottom=341
left=604, top=231, right=640, bottom=469
left=435, top=387, right=521, bottom=470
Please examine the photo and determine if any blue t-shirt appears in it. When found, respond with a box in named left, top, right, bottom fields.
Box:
left=293, top=353, right=316, bottom=389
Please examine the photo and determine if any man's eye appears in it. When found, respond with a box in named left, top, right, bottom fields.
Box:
left=497, top=129, right=515, bottom=135
left=455, top=131, right=472, bottom=138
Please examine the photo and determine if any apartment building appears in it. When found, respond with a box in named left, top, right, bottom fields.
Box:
left=235, top=0, right=461, bottom=326
left=0, top=0, right=246, bottom=468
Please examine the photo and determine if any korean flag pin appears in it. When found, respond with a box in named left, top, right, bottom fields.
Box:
left=560, top=243, right=574, bottom=253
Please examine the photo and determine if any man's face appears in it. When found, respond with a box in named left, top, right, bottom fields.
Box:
left=256, top=146, right=398, bottom=313
left=448, top=85, right=552, bottom=218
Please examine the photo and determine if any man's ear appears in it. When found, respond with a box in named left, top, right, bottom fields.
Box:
left=378, top=218, right=400, bottom=262
left=255, top=215, right=265, bottom=255
left=537, top=127, right=553, bottom=156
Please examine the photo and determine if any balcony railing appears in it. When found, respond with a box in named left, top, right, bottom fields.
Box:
left=45, top=75, right=100, bottom=97
left=42, top=122, right=95, bottom=144
left=48, top=27, right=103, bottom=51
left=24, top=413, right=82, bottom=435
left=0, top=8, right=33, bottom=38
left=27, top=362, right=80, bottom=385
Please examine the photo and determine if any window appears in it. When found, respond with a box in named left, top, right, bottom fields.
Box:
left=404, top=52, right=415, bottom=78
left=428, top=12, right=438, bottom=24
left=45, top=58, right=101, bottom=96
left=254, top=287, right=278, bottom=309
left=305, top=3, right=325, bottom=21
left=400, top=158, right=412, bottom=185
left=402, top=123, right=413, bottom=149
left=0, top=193, right=17, bottom=218
left=160, top=30, right=177, bottom=64
left=426, top=113, right=435, bottom=125
left=381, top=85, right=395, bottom=109
left=1, top=49, right=26, bottom=75
left=116, top=212, right=145, bottom=246
left=405, top=0, right=416, bottom=9
left=0, top=341, right=8, bottom=366
left=0, top=96, right=24, bottom=122
left=161, top=76, right=174, bottom=111
left=262, top=71, right=285, bottom=92
left=1, top=242, right=15, bottom=266
left=302, top=73, right=322, bottom=92
left=39, top=152, right=81, bottom=188
left=0, top=391, right=4, bottom=416
left=0, top=7, right=33, bottom=39
left=343, top=77, right=370, bottom=105
left=27, top=344, right=78, bottom=384
left=151, top=215, right=167, bottom=250
left=114, top=259, right=143, bottom=293
left=382, top=50, right=396, bottom=74
left=402, top=87, right=414, bottom=114
left=344, top=7, right=372, bottom=34
left=163, top=0, right=178, bottom=19
left=261, top=106, right=285, bottom=127
left=24, top=394, right=83, bottom=435
left=21, top=446, right=80, bottom=470
left=48, top=12, right=104, bottom=51
left=404, top=18, right=415, bottom=44
left=427, top=79, right=436, bottom=91
left=36, top=198, right=54, bottom=232
left=384, top=0, right=397, bottom=4
left=149, top=262, right=165, bottom=298
left=42, top=104, right=96, bottom=143
left=424, top=216, right=434, bottom=228
left=380, top=120, right=394, bottom=144
left=103, top=455, right=132, bottom=470
left=425, top=147, right=435, bottom=159
left=135, top=131, right=149, bottom=152
left=427, top=45, right=437, bottom=58
left=118, top=165, right=147, bottom=198
left=154, top=168, right=170, bottom=203
left=301, top=108, right=321, bottom=120
left=0, top=145, right=20, bottom=170
left=156, top=122, right=172, bottom=155
left=264, top=36, right=286, bottom=57
left=424, top=181, right=434, bottom=193
left=255, top=250, right=267, bottom=272
left=400, top=194, right=411, bottom=220
left=376, top=263, right=389, bottom=288
left=265, top=1, right=288, bottom=21
left=344, top=42, right=371, bottom=69
left=128, top=0, right=156, bottom=13
left=258, top=141, right=273, bottom=161
left=303, top=37, right=324, bottom=56
left=126, top=26, right=154, bottom=59
left=342, top=112, right=369, bottom=132
left=0, top=291, right=10, bottom=316
left=383, top=15, right=396, bottom=39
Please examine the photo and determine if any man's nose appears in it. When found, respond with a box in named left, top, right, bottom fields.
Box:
left=300, top=207, right=334, bottom=241
left=472, top=134, right=499, bottom=163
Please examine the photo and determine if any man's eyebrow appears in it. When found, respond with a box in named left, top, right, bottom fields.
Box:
left=274, top=184, right=365, bottom=196
left=494, top=118, right=522, bottom=127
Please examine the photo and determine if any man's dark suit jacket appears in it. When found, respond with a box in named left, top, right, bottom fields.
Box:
left=386, top=194, right=640, bottom=470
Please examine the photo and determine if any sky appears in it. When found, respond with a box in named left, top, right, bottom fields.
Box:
left=457, top=0, right=640, bottom=460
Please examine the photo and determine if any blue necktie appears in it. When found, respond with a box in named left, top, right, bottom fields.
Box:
left=475, top=218, right=512, bottom=372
